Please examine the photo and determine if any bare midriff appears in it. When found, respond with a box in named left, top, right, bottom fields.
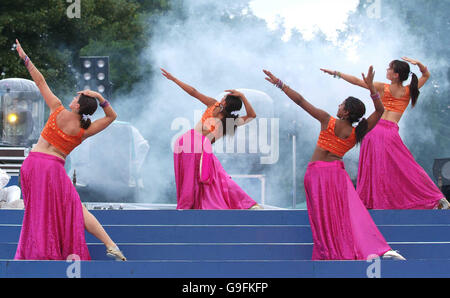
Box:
left=310, top=146, right=344, bottom=163
left=381, top=110, right=403, bottom=124
left=31, top=137, right=68, bottom=160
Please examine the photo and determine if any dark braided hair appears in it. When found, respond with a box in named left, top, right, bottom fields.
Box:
left=344, top=96, right=368, bottom=144
left=78, top=94, right=98, bottom=129
left=219, top=95, right=242, bottom=137
left=390, top=60, right=419, bottom=107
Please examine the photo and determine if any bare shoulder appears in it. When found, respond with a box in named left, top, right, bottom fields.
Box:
left=49, top=103, right=64, bottom=114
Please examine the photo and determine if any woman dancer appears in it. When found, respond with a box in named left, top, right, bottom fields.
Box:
left=321, top=58, right=448, bottom=209
left=161, top=68, right=262, bottom=210
left=13, top=40, right=126, bottom=261
left=263, top=67, right=404, bottom=260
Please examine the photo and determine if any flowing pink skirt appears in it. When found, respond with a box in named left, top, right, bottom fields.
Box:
left=14, top=152, right=91, bottom=260
left=174, top=129, right=257, bottom=209
left=357, top=119, right=443, bottom=209
left=304, top=160, right=391, bottom=260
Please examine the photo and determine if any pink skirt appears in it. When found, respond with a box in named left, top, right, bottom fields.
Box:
left=174, top=129, right=257, bottom=209
left=357, top=119, right=443, bottom=209
left=304, top=160, right=391, bottom=260
left=14, top=152, right=91, bottom=260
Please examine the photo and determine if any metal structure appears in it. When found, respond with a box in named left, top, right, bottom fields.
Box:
left=79, top=56, right=112, bottom=99
left=433, top=158, right=450, bottom=198
left=69, top=121, right=149, bottom=203
left=0, top=78, right=45, bottom=185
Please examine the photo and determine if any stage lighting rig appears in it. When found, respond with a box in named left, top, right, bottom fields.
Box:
left=79, top=56, right=112, bottom=99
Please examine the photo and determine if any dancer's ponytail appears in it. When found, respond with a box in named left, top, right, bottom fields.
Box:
left=80, top=116, right=92, bottom=130
left=344, top=96, right=368, bottom=144
left=391, top=60, right=420, bottom=107
left=220, top=113, right=239, bottom=137
left=410, top=72, right=420, bottom=107
left=78, top=94, right=98, bottom=129
left=220, top=95, right=242, bottom=137
left=355, top=118, right=369, bottom=144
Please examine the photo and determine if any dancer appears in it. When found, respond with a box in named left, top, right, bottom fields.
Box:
left=321, top=58, right=448, bottom=209
left=13, top=39, right=126, bottom=261
left=263, top=67, right=404, bottom=260
left=161, top=68, right=262, bottom=210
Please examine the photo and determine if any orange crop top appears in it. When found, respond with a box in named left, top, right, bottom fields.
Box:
left=382, top=84, right=410, bottom=114
left=201, top=101, right=222, bottom=138
left=41, top=105, right=84, bottom=155
left=317, top=117, right=356, bottom=158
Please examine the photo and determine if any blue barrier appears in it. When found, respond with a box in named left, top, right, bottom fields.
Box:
left=1, top=209, right=449, bottom=277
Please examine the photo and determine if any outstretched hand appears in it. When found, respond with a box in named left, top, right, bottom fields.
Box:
left=320, top=68, right=335, bottom=76
left=263, top=69, right=279, bottom=85
left=15, top=39, right=27, bottom=60
left=160, top=68, right=176, bottom=81
left=362, top=65, right=375, bottom=88
left=224, top=89, right=244, bottom=98
left=401, top=57, right=419, bottom=65
left=77, top=90, right=100, bottom=99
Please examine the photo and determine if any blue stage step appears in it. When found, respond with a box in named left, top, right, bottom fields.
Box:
left=1, top=243, right=450, bottom=260
left=1, top=209, right=449, bottom=277
left=1, top=224, right=450, bottom=243
left=1, top=260, right=450, bottom=278
left=2, top=209, right=449, bottom=225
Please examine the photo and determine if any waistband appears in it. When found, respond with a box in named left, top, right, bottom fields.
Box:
left=27, top=151, right=66, bottom=165
left=376, top=119, right=399, bottom=130
left=307, top=160, right=345, bottom=170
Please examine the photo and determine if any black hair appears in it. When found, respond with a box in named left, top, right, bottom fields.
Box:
left=344, top=96, right=368, bottom=144
left=77, top=94, right=98, bottom=129
left=390, top=60, right=420, bottom=107
left=220, top=95, right=242, bottom=137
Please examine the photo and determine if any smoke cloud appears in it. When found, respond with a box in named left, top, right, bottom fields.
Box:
left=78, top=0, right=447, bottom=208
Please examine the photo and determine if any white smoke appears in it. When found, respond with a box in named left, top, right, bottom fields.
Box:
left=92, top=0, right=446, bottom=208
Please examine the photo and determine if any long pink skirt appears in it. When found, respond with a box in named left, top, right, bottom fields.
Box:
left=174, top=129, right=257, bottom=209
left=14, top=152, right=91, bottom=260
left=304, top=160, right=391, bottom=260
left=357, top=119, right=443, bottom=209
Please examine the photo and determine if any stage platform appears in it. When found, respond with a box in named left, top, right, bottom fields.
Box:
left=0, top=209, right=449, bottom=278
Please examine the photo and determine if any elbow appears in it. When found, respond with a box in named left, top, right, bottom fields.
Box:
left=109, top=112, right=117, bottom=122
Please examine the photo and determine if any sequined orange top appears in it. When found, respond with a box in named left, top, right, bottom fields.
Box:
left=317, top=116, right=356, bottom=158
left=41, top=105, right=84, bottom=155
left=201, top=101, right=221, bottom=138
left=382, top=84, right=410, bottom=114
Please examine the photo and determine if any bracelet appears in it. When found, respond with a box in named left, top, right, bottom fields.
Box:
left=333, top=71, right=341, bottom=79
left=100, top=100, right=110, bottom=108
left=275, top=79, right=284, bottom=90
left=370, top=92, right=380, bottom=101
left=24, top=56, right=30, bottom=67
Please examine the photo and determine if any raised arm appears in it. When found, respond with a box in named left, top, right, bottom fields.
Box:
left=225, top=89, right=256, bottom=127
left=362, top=66, right=385, bottom=132
left=79, top=90, right=117, bottom=139
left=320, top=68, right=385, bottom=93
left=15, top=39, right=62, bottom=112
left=263, top=69, right=330, bottom=125
left=161, top=68, right=217, bottom=107
left=401, top=57, right=430, bottom=89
